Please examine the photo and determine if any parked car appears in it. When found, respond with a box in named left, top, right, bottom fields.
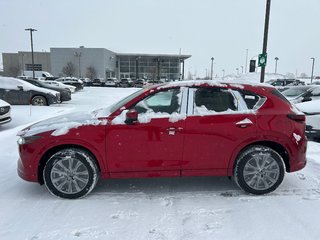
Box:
left=0, top=99, right=11, bottom=125
left=120, top=78, right=134, bottom=87
left=79, top=78, right=92, bottom=86
left=296, top=100, right=320, bottom=142
left=21, top=79, right=71, bottom=102
left=43, top=80, right=76, bottom=93
left=145, top=79, right=165, bottom=87
left=266, top=79, right=305, bottom=87
left=17, top=81, right=307, bottom=199
left=281, top=86, right=320, bottom=104
left=105, top=78, right=120, bottom=87
left=55, top=77, right=84, bottom=91
left=0, top=77, right=60, bottom=106
left=134, top=79, right=146, bottom=88
left=92, top=78, right=105, bottom=86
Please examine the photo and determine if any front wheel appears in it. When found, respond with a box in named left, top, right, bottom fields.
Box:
left=43, top=148, right=99, bottom=199
left=234, top=145, right=285, bottom=195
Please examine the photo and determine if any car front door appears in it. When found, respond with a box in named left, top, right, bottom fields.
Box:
left=106, top=87, right=187, bottom=176
left=181, top=87, right=258, bottom=176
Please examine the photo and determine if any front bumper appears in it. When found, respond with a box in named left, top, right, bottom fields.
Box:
left=17, top=157, right=38, bottom=182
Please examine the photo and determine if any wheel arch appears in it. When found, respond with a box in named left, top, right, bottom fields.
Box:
left=37, top=144, right=102, bottom=184
left=228, top=140, right=290, bottom=176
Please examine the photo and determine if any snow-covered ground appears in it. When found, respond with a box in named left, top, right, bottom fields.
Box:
left=1, top=87, right=320, bottom=240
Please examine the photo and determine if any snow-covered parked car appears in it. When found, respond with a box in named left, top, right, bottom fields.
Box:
left=296, top=100, right=320, bottom=142
left=0, top=99, right=11, bottom=125
left=55, top=77, right=84, bottom=91
left=17, top=81, right=307, bottom=198
left=42, top=80, right=76, bottom=93
left=0, top=77, right=60, bottom=106
left=281, top=85, right=320, bottom=104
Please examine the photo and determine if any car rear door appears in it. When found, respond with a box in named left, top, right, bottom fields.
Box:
left=181, top=87, right=258, bottom=176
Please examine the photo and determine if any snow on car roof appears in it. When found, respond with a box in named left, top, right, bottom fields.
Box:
left=0, top=77, right=59, bottom=95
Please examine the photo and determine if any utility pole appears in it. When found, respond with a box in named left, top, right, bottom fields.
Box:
left=260, top=0, right=271, bottom=83
left=274, top=57, right=279, bottom=73
left=210, top=57, right=214, bottom=80
left=245, top=49, right=248, bottom=73
left=311, top=57, right=315, bottom=83
left=25, top=28, right=37, bottom=79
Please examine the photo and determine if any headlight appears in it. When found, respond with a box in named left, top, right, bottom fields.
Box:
left=17, top=136, right=42, bottom=145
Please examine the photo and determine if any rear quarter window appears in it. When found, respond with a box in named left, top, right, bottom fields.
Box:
left=238, top=89, right=266, bottom=110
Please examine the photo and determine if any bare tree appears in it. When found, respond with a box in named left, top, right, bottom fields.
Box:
left=62, top=62, right=76, bottom=77
left=86, top=66, right=97, bottom=80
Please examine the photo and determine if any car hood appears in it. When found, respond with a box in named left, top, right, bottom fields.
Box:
left=0, top=99, right=10, bottom=107
left=18, top=107, right=113, bottom=137
left=295, top=100, right=320, bottom=114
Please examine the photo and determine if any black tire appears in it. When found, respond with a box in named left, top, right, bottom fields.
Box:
left=31, top=96, right=47, bottom=106
left=43, top=148, right=99, bottom=199
left=234, top=145, right=285, bottom=195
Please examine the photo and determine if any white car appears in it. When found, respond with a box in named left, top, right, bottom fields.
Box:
left=296, top=100, right=320, bottom=142
left=0, top=99, right=11, bottom=125
left=42, top=80, right=76, bottom=93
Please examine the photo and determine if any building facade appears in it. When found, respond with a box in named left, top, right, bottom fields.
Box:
left=2, top=52, right=51, bottom=77
left=2, top=47, right=191, bottom=80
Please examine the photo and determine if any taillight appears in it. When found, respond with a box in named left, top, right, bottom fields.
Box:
left=287, top=114, right=305, bottom=122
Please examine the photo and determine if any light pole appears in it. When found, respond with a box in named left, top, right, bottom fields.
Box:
left=222, top=69, right=225, bottom=79
left=25, top=28, right=37, bottom=79
left=274, top=57, right=279, bottom=73
left=311, top=57, right=315, bottom=83
left=260, top=0, right=271, bottom=83
left=245, top=49, right=248, bottom=73
left=236, top=68, right=239, bottom=75
left=210, top=57, right=214, bottom=80
left=74, top=51, right=82, bottom=78
left=241, top=66, right=244, bottom=74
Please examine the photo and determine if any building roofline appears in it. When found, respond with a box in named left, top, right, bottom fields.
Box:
left=116, top=52, right=191, bottom=59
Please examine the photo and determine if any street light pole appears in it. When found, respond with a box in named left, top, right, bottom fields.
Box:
left=236, top=68, right=239, bottom=75
left=260, top=0, right=271, bottom=83
left=311, top=57, right=315, bottom=83
left=241, top=66, right=244, bottom=74
left=25, top=28, right=37, bottom=79
left=210, top=57, right=214, bottom=80
left=245, top=49, right=248, bottom=73
left=222, top=69, right=225, bottom=80
left=74, top=52, right=82, bottom=78
left=275, top=57, right=279, bottom=73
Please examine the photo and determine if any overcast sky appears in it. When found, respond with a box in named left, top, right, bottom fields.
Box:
left=0, top=0, right=319, bottom=78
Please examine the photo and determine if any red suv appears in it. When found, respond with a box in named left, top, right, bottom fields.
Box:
left=17, top=81, right=307, bottom=198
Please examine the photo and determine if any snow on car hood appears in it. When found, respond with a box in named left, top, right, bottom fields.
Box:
left=18, top=107, right=112, bottom=137
left=0, top=99, right=10, bottom=107
left=295, top=100, right=320, bottom=114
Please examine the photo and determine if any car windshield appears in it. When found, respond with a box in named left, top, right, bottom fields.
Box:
left=110, top=88, right=147, bottom=113
left=282, top=87, right=311, bottom=97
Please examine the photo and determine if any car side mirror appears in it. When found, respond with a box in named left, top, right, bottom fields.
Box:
left=125, top=109, right=138, bottom=125
left=302, top=96, right=312, bottom=102
left=17, top=85, right=24, bottom=91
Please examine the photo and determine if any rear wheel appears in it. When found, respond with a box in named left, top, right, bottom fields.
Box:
left=43, top=148, right=99, bottom=199
left=31, top=96, right=47, bottom=106
left=234, top=145, right=285, bottom=195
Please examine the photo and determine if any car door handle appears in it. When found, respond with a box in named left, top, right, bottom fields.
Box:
left=235, top=119, right=253, bottom=128
left=166, top=127, right=183, bottom=135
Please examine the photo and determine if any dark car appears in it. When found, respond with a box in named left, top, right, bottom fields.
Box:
left=134, top=79, right=146, bottom=88
left=120, top=78, right=134, bottom=87
left=22, top=79, right=71, bottom=102
left=55, top=77, right=84, bottom=91
left=0, top=77, right=60, bottom=106
left=92, top=78, right=105, bottom=87
left=266, top=79, right=305, bottom=87
left=17, top=81, right=307, bottom=198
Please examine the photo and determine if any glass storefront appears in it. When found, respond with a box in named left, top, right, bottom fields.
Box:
left=117, top=55, right=184, bottom=80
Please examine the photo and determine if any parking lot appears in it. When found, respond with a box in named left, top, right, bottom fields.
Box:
left=0, top=86, right=319, bottom=240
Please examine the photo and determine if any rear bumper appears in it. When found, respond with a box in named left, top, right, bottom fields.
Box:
left=288, top=139, right=308, bottom=172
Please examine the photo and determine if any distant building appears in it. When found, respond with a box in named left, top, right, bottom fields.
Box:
left=2, top=47, right=191, bottom=80
left=2, top=52, right=51, bottom=77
